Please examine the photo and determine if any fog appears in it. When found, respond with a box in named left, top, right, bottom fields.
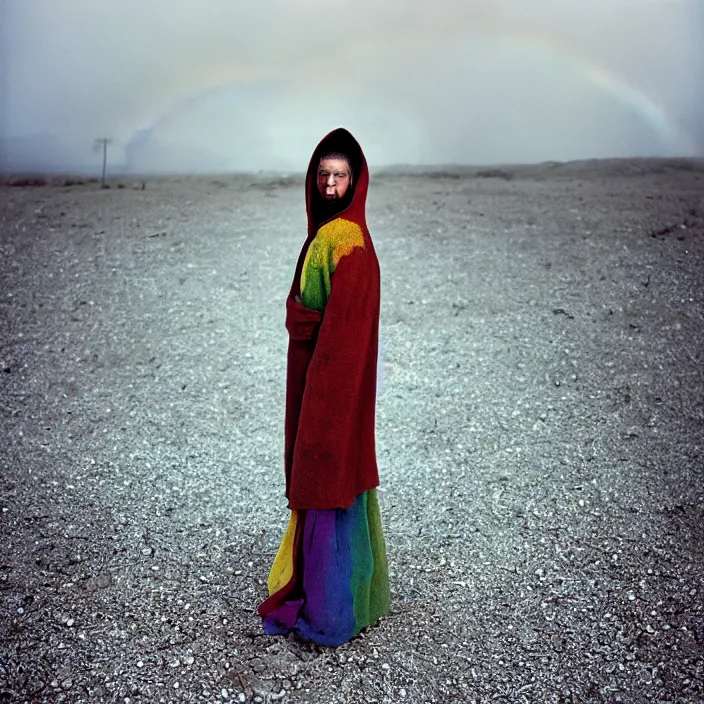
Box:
left=1, top=0, right=702, bottom=173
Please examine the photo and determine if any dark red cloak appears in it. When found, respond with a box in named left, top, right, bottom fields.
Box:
left=283, top=127, right=380, bottom=510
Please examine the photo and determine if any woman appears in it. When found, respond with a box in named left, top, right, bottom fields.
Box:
left=258, top=127, right=390, bottom=646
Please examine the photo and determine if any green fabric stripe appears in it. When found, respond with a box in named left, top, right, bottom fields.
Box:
left=350, top=492, right=373, bottom=633
left=350, top=489, right=390, bottom=633
left=300, top=237, right=331, bottom=311
left=365, top=488, right=391, bottom=624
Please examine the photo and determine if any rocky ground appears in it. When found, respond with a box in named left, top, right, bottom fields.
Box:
left=1, top=159, right=703, bottom=703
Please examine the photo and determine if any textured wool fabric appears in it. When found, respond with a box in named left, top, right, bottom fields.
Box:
left=260, top=489, right=390, bottom=646
left=284, top=128, right=381, bottom=511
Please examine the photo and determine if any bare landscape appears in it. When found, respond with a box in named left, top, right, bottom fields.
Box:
left=1, top=159, right=703, bottom=703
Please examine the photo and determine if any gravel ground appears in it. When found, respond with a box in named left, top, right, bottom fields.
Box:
left=1, top=159, right=703, bottom=704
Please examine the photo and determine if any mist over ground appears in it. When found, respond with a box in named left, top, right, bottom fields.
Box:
left=1, top=0, right=703, bottom=174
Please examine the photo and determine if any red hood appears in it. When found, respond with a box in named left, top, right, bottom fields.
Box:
left=305, top=127, right=369, bottom=236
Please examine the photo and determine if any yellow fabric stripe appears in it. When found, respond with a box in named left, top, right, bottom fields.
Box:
left=318, top=218, right=365, bottom=268
left=301, top=218, right=365, bottom=298
left=267, top=511, right=298, bottom=595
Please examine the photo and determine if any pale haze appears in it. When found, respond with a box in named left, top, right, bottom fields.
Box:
left=1, top=0, right=702, bottom=174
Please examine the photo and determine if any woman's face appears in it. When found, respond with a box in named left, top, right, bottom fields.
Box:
left=317, top=158, right=352, bottom=201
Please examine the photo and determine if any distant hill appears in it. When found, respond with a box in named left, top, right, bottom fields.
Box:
left=3, top=134, right=702, bottom=179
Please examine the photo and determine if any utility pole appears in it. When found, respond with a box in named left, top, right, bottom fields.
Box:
left=93, top=138, right=113, bottom=187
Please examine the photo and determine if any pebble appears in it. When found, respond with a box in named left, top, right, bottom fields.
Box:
left=221, top=688, right=229, bottom=699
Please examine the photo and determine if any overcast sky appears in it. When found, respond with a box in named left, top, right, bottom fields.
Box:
left=1, top=0, right=702, bottom=172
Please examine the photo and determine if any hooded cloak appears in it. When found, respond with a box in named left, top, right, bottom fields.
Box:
left=283, top=127, right=380, bottom=510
